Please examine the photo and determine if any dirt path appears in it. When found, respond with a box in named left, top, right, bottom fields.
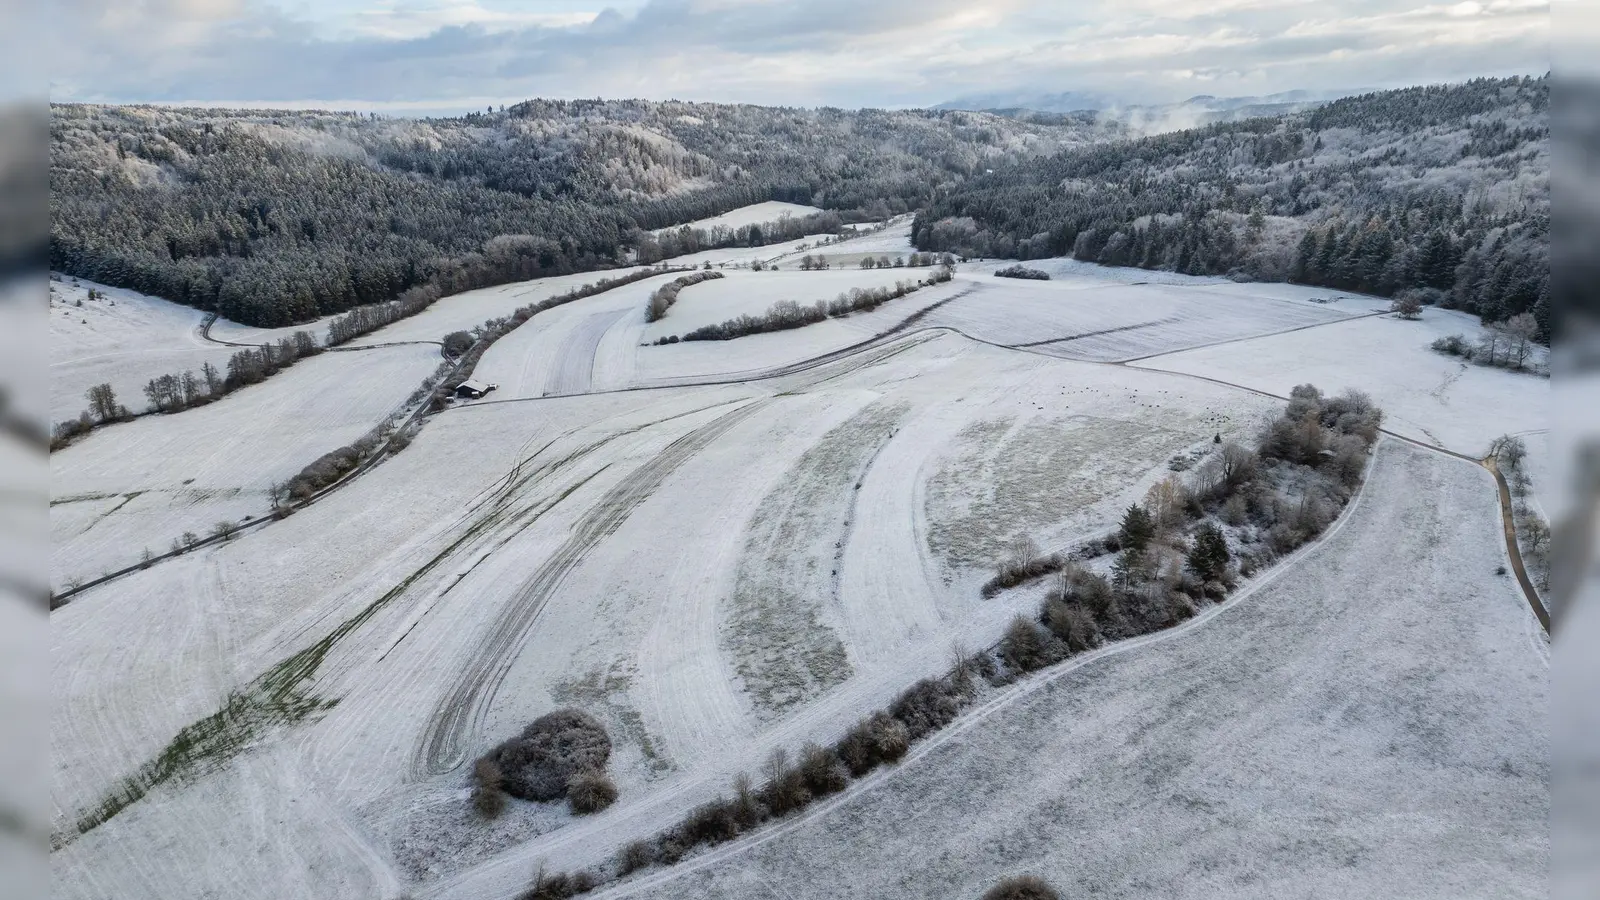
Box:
left=1484, top=456, right=1550, bottom=630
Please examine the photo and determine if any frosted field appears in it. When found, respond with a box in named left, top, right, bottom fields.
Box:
left=642, top=267, right=936, bottom=340
left=654, top=201, right=822, bottom=234
left=343, top=270, right=653, bottom=348
left=613, top=440, right=1547, bottom=900
left=50, top=343, right=439, bottom=589
left=919, top=275, right=1387, bottom=362
left=49, top=277, right=236, bottom=419
left=1132, top=305, right=1549, bottom=457
left=52, top=244, right=1547, bottom=900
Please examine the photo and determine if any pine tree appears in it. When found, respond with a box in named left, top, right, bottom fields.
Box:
left=1186, top=523, right=1231, bottom=583
left=1118, top=504, right=1156, bottom=554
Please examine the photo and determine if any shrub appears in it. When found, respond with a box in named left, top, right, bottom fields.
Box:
left=796, top=743, right=849, bottom=797
left=669, top=270, right=949, bottom=342
left=999, top=615, right=1057, bottom=675
left=759, top=748, right=811, bottom=817
left=836, top=712, right=910, bottom=776
left=730, top=772, right=765, bottom=828
left=472, top=757, right=507, bottom=818
left=1440, top=329, right=1472, bottom=357
left=567, top=771, right=619, bottom=814
left=994, top=264, right=1050, bottom=280
left=521, top=867, right=598, bottom=900
left=982, top=875, right=1061, bottom=900
left=491, top=708, right=612, bottom=802
left=890, top=678, right=964, bottom=740
left=644, top=271, right=724, bottom=323
left=616, top=840, right=654, bottom=876
left=442, top=330, right=474, bottom=356
left=682, top=797, right=741, bottom=845
left=1043, top=597, right=1097, bottom=653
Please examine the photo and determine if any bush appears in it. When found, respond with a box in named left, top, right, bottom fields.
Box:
left=999, top=615, right=1057, bottom=675
left=836, top=712, right=910, bottom=776
left=796, top=743, right=849, bottom=797
left=644, top=271, right=724, bottom=322
left=616, top=840, right=654, bottom=876
left=1043, top=597, right=1097, bottom=653
left=567, top=771, right=619, bottom=814
left=982, top=875, right=1061, bottom=900
left=490, top=708, right=612, bottom=803
left=471, top=756, right=507, bottom=818
left=442, top=330, right=474, bottom=356
left=1431, top=333, right=1473, bottom=359
left=759, top=748, right=811, bottom=817
left=521, top=868, right=598, bottom=900
left=994, top=264, right=1050, bottom=280
left=682, top=797, right=741, bottom=845
left=890, top=678, right=964, bottom=740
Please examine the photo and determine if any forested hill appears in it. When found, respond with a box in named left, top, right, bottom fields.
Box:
left=49, top=102, right=1116, bottom=326
left=914, top=76, right=1550, bottom=338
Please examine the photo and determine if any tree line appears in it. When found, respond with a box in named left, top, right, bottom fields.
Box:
left=658, top=267, right=953, bottom=343
left=913, top=76, right=1549, bottom=340
left=51, top=101, right=1104, bottom=327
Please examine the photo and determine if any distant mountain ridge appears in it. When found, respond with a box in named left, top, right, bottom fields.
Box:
left=935, top=88, right=1359, bottom=131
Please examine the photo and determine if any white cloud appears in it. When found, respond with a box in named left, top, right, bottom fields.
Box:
left=48, top=0, right=1550, bottom=108
left=336, top=2, right=598, bottom=40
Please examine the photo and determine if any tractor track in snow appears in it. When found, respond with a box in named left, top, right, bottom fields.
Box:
left=417, top=398, right=775, bottom=776
left=446, top=437, right=1393, bottom=900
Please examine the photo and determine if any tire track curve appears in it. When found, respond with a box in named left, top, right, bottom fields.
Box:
left=417, top=398, right=773, bottom=775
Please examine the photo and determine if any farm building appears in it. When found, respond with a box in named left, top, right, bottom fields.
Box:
left=455, top=379, right=496, bottom=399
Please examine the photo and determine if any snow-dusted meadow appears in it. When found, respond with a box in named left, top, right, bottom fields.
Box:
left=50, top=342, right=440, bottom=588
left=653, top=201, right=822, bottom=234
left=52, top=209, right=1546, bottom=900
left=49, top=277, right=236, bottom=420
left=611, top=440, right=1548, bottom=900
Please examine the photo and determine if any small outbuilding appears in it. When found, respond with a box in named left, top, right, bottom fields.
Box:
left=455, top=379, right=497, bottom=399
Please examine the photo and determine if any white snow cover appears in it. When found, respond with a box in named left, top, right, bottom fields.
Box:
left=653, top=201, right=823, bottom=234
left=604, top=440, right=1548, bottom=900
left=50, top=343, right=440, bottom=588
left=51, top=251, right=1547, bottom=900
left=343, top=269, right=653, bottom=348
left=1131, top=304, right=1549, bottom=457
left=642, top=267, right=943, bottom=340
left=48, top=277, right=236, bottom=419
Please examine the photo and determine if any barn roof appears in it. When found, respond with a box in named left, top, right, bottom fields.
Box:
left=458, top=379, right=491, bottom=393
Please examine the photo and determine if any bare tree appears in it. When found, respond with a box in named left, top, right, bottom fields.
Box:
left=201, top=360, right=223, bottom=397
left=1501, top=313, right=1539, bottom=370
left=85, top=382, right=119, bottom=422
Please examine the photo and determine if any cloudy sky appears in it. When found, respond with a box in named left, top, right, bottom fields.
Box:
left=50, top=0, right=1549, bottom=111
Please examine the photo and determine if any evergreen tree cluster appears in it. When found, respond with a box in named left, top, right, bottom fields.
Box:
left=50, top=102, right=1109, bottom=327
left=913, top=76, right=1549, bottom=339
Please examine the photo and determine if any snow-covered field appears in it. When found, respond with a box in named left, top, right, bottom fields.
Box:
left=50, top=343, right=440, bottom=589
left=654, top=201, right=822, bottom=234
left=611, top=440, right=1548, bottom=900
left=1131, top=305, right=1549, bottom=457
left=49, top=277, right=236, bottom=420
left=923, top=276, right=1386, bottom=362
left=344, top=270, right=654, bottom=348
left=52, top=244, right=1547, bottom=900
left=642, top=267, right=939, bottom=340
